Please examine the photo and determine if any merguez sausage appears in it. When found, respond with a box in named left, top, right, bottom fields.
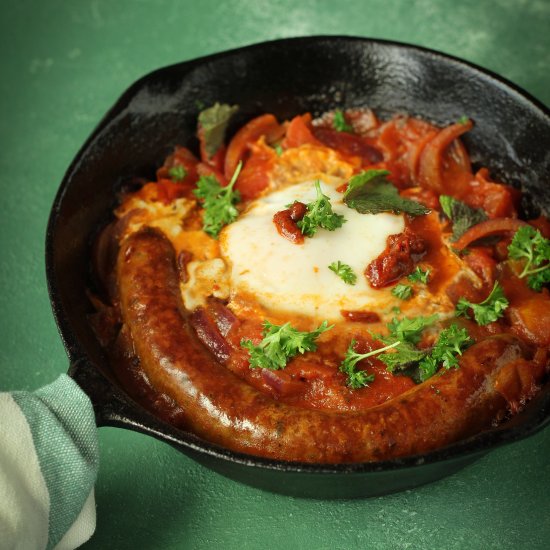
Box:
left=117, top=228, right=534, bottom=463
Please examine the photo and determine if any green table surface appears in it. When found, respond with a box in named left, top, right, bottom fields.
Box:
left=1, top=1, right=549, bottom=548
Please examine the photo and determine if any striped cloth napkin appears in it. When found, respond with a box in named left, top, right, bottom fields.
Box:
left=0, top=374, right=99, bottom=549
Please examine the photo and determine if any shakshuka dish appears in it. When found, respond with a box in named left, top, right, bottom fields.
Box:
left=90, top=104, right=550, bottom=463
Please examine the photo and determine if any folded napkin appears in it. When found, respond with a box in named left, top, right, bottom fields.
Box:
left=0, top=374, right=99, bottom=550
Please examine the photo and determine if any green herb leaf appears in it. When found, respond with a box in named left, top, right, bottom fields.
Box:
left=456, top=282, right=509, bottom=325
left=408, top=266, right=431, bottom=284
left=457, top=115, right=470, bottom=125
left=377, top=342, right=429, bottom=373
left=193, top=161, right=242, bottom=238
left=328, top=261, right=357, bottom=285
left=169, top=165, right=187, bottom=182
left=385, top=314, right=439, bottom=345
left=418, top=324, right=471, bottom=381
left=198, top=102, right=239, bottom=158
left=339, top=339, right=400, bottom=388
left=297, top=181, right=346, bottom=237
left=508, top=226, right=550, bottom=291
left=372, top=314, right=438, bottom=374
left=439, top=195, right=488, bottom=241
left=241, top=320, right=332, bottom=370
left=343, top=170, right=430, bottom=216
left=391, top=283, right=413, bottom=300
left=333, top=109, right=353, bottom=133
left=274, top=144, right=283, bottom=156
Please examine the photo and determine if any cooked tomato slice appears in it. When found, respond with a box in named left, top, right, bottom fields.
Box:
left=224, top=114, right=284, bottom=179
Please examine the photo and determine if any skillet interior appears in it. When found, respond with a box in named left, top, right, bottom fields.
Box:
left=46, top=36, right=550, bottom=498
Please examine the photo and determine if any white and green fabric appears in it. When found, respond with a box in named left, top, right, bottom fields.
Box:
left=0, top=374, right=99, bottom=549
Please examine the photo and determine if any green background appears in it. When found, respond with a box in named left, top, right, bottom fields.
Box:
left=1, top=0, right=549, bottom=548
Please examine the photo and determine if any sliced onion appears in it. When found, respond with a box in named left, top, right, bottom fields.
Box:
left=454, top=218, right=527, bottom=250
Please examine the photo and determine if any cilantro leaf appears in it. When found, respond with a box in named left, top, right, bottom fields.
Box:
left=408, top=266, right=431, bottom=284
left=241, top=320, right=332, bottom=370
left=391, top=283, right=413, bottom=300
left=339, top=339, right=400, bottom=389
left=328, top=261, right=357, bottom=285
left=169, top=165, right=187, bottom=182
left=343, top=170, right=430, bottom=216
left=198, top=102, right=239, bottom=158
left=439, top=195, right=488, bottom=241
left=193, top=161, right=242, bottom=238
left=508, top=226, right=550, bottom=291
left=297, top=181, right=346, bottom=237
left=333, top=109, right=353, bottom=133
left=456, top=281, right=509, bottom=325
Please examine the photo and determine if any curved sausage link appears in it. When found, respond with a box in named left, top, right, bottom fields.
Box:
left=117, top=228, right=532, bottom=463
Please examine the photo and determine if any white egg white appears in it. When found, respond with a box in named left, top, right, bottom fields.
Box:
left=220, top=178, right=405, bottom=321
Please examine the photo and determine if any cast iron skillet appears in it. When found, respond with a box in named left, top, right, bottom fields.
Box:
left=46, top=36, right=550, bottom=499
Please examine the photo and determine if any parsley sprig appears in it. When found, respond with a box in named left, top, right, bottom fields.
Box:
left=455, top=281, right=509, bottom=325
left=372, top=316, right=471, bottom=382
left=193, top=161, right=243, bottom=238
left=372, top=315, right=436, bottom=374
left=391, top=283, right=413, bottom=300
left=408, top=266, right=431, bottom=284
left=507, top=226, right=550, bottom=291
left=391, top=267, right=430, bottom=301
left=328, top=261, right=357, bottom=285
left=169, top=165, right=187, bottom=182
left=241, top=320, right=332, bottom=370
left=297, top=181, right=346, bottom=237
left=417, top=325, right=471, bottom=381
left=339, top=340, right=400, bottom=389
left=344, top=170, right=430, bottom=217
left=333, top=109, right=353, bottom=133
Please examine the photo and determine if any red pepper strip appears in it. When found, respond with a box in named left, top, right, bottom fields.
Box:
left=453, top=218, right=528, bottom=250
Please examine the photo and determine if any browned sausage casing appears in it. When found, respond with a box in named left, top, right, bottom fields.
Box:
left=117, top=228, right=531, bottom=463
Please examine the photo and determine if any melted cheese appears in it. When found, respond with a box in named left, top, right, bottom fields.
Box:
left=220, top=178, right=405, bottom=320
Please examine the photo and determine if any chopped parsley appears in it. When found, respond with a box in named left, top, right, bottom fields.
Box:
left=274, top=143, right=283, bottom=156
left=198, top=102, right=239, bottom=158
left=457, top=115, right=470, bottom=125
left=384, top=314, right=439, bottom=346
left=372, top=316, right=470, bottom=382
left=343, top=170, right=430, bottom=217
left=439, top=195, right=488, bottom=241
left=241, top=320, right=332, bottom=370
left=455, top=281, right=509, bottom=325
left=193, top=161, right=242, bottom=238
left=169, top=165, right=187, bottom=182
left=391, top=283, right=413, bottom=300
left=297, top=181, right=346, bottom=237
left=333, top=109, right=353, bottom=133
left=507, top=226, right=550, bottom=291
left=408, top=266, right=431, bottom=284
left=339, top=339, right=400, bottom=389
left=417, top=325, right=471, bottom=381
left=328, top=261, right=357, bottom=285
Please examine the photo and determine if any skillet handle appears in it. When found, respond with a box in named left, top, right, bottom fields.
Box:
left=68, top=357, right=150, bottom=429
